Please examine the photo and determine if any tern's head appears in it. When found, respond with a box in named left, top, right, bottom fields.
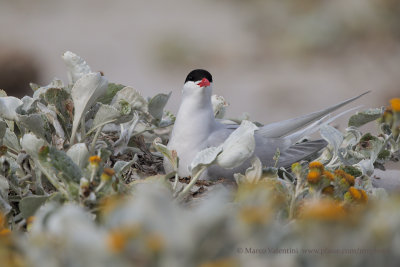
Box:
left=183, top=69, right=213, bottom=96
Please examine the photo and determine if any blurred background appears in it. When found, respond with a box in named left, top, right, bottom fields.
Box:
left=0, top=0, right=399, bottom=124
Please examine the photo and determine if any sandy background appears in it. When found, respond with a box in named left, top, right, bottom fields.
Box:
left=0, top=0, right=399, bottom=126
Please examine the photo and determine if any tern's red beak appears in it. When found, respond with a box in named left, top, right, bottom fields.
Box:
left=197, top=78, right=210, bottom=88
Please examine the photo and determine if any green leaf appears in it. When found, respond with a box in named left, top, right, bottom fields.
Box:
left=190, top=146, right=222, bottom=175
left=66, top=143, right=89, bottom=169
left=0, top=121, right=7, bottom=141
left=153, top=140, right=178, bottom=170
left=19, top=195, right=50, bottom=219
left=97, top=83, right=125, bottom=104
left=113, top=157, right=137, bottom=176
left=348, top=108, right=383, bottom=127
left=0, top=175, right=9, bottom=199
left=70, top=73, right=108, bottom=143
left=21, top=133, right=47, bottom=159
left=17, top=113, right=52, bottom=143
left=148, top=92, right=171, bottom=121
left=44, top=88, right=71, bottom=116
left=16, top=96, right=37, bottom=115
left=0, top=96, right=23, bottom=121
left=320, top=125, right=343, bottom=153
left=89, top=103, right=132, bottom=134
left=3, top=128, right=21, bottom=151
left=39, top=146, right=82, bottom=183
left=111, top=86, right=148, bottom=113
left=32, top=78, right=65, bottom=99
left=216, top=120, right=258, bottom=169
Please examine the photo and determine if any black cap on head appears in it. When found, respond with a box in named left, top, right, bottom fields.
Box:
left=185, top=69, right=213, bottom=83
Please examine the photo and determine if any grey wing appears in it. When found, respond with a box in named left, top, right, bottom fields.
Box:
left=277, top=139, right=328, bottom=168
left=206, top=124, right=235, bottom=147
left=258, top=91, right=369, bottom=138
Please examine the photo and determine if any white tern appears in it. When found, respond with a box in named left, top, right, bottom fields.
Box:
left=165, top=69, right=368, bottom=180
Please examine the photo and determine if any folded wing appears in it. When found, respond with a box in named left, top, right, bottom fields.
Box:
left=258, top=91, right=369, bottom=138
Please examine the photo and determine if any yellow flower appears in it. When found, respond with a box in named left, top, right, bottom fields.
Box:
left=145, top=233, right=165, bottom=253
left=300, top=199, right=346, bottom=221
left=307, top=171, right=321, bottom=184
left=239, top=206, right=270, bottom=225
left=390, top=98, right=400, bottom=112
left=348, top=187, right=361, bottom=200
left=309, top=161, right=324, bottom=172
left=334, top=170, right=355, bottom=186
left=323, top=171, right=334, bottom=181
left=107, top=230, right=127, bottom=253
left=322, top=185, right=334, bottom=196
left=89, top=155, right=101, bottom=167
left=347, top=187, right=368, bottom=204
left=101, top=168, right=115, bottom=182
left=345, top=174, right=355, bottom=186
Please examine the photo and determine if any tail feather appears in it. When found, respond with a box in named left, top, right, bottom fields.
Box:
left=285, top=105, right=362, bottom=144
left=258, top=91, right=369, bottom=138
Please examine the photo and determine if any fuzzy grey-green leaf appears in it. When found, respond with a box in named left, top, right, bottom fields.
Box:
left=111, top=87, right=147, bottom=113
left=3, top=128, right=21, bottom=151
left=348, top=108, right=383, bottom=127
left=19, top=195, right=50, bottom=219
left=40, top=146, right=83, bottom=183
left=98, top=83, right=125, bottom=104
left=17, top=113, right=52, bottom=143
left=148, top=92, right=171, bottom=121
left=190, top=146, right=222, bottom=175
left=0, top=121, right=7, bottom=141
left=67, top=143, right=89, bottom=169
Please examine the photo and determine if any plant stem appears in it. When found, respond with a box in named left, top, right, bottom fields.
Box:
left=176, top=166, right=207, bottom=201
left=90, top=167, right=97, bottom=183
left=289, top=174, right=302, bottom=220
left=173, top=172, right=179, bottom=190
left=90, top=125, right=104, bottom=154
left=36, top=161, right=70, bottom=200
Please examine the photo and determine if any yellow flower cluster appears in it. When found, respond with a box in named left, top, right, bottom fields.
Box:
left=309, top=161, right=324, bottom=171
left=334, top=169, right=355, bottom=187
left=299, top=199, right=346, bottom=221
left=307, top=161, right=325, bottom=184
left=323, top=171, right=334, bottom=181
left=307, top=162, right=334, bottom=186
left=346, top=187, right=368, bottom=204
left=307, top=171, right=321, bottom=184
left=390, top=98, right=400, bottom=112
